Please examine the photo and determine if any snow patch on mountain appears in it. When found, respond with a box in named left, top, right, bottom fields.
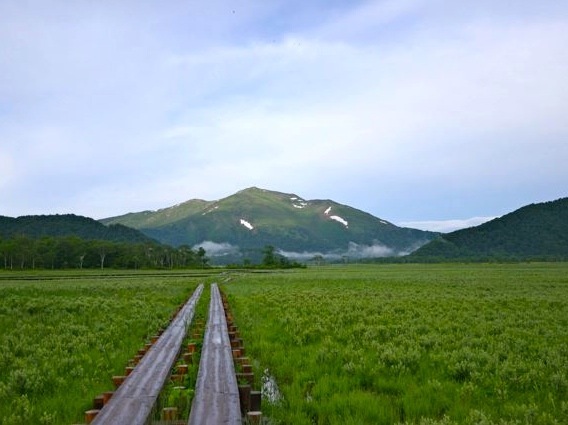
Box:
left=291, top=197, right=308, bottom=209
left=330, top=215, right=348, bottom=228
left=202, top=205, right=219, bottom=215
left=240, top=219, right=254, bottom=230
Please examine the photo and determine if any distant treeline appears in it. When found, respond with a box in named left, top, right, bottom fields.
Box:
left=0, top=235, right=208, bottom=270
left=225, top=245, right=306, bottom=269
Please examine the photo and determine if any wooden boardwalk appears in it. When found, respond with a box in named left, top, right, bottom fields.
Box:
left=188, top=283, right=242, bottom=425
left=92, top=284, right=204, bottom=425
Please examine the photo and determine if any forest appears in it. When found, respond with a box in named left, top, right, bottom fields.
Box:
left=0, top=236, right=208, bottom=270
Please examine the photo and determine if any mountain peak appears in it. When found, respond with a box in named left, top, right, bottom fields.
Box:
left=237, top=186, right=263, bottom=193
left=101, top=187, right=438, bottom=263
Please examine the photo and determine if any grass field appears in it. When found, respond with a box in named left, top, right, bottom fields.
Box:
left=223, top=263, right=568, bottom=424
left=1, top=264, right=567, bottom=424
left=0, top=270, right=215, bottom=425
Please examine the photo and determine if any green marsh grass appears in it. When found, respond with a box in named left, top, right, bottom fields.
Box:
left=223, top=263, right=568, bottom=424
left=0, top=270, right=210, bottom=424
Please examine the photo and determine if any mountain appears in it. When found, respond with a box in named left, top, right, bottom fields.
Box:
left=410, top=197, right=568, bottom=260
left=101, top=187, right=438, bottom=261
left=0, top=214, right=156, bottom=244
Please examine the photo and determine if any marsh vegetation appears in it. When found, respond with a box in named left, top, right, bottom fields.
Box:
left=0, top=264, right=566, bottom=424
left=223, top=263, right=568, bottom=424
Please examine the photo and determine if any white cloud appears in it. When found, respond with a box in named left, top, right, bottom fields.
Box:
left=193, top=241, right=239, bottom=256
left=278, top=241, right=396, bottom=261
left=276, top=249, right=327, bottom=261
left=0, top=1, right=567, bottom=221
left=346, top=241, right=395, bottom=258
left=160, top=17, right=568, bottom=182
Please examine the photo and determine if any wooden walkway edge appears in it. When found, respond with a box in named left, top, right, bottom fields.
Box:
left=188, top=283, right=242, bottom=425
left=92, top=284, right=204, bottom=425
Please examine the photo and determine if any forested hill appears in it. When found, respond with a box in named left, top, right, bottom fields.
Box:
left=0, top=214, right=155, bottom=244
left=410, top=197, right=568, bottom=260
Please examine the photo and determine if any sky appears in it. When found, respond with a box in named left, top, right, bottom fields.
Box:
left=1, top=0, right=567, bottom=232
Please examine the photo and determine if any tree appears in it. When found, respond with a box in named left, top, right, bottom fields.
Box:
left=196, top=247, right=209, bottom=268
left=262, top=245, right=276, bottom=267
left=37, top=237, right=57, bottom=269
left=0, top=239, right=16, bottom=269
left=177, top=245, right=195, bottom=267
left=312, top=254, right=324, bottom=266
left=93, top=241, right=112, bottom=270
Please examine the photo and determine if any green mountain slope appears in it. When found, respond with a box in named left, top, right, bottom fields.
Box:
left=411, top=197, right=568, bottom=260
left=0, top=214, right=156, bottom=244
left=102, top=187, right=438, bottom=259
left=100, top=199, right=214, bottom=229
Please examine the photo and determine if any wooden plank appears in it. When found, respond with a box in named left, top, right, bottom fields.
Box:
left=92, top=284, right=204, bottom=425
left=188, top=283, right=241, bottom=425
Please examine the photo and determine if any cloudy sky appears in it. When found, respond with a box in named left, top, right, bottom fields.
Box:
left=1, top=0, right=567, bottom=232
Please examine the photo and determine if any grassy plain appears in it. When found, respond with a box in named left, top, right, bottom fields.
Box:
left=223, top=263, right=568, bottom=424
left=0, top=270, right=213, bottom=425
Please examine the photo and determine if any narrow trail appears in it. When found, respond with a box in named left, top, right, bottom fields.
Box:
left=91, top=284, right=204, bottom=425
left=188, top=283, right=241, bottom=425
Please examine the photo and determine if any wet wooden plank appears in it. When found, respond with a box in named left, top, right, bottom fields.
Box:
left=188, top=283, right=241, bottom=425
left=92, top=284, right=204, bottom=425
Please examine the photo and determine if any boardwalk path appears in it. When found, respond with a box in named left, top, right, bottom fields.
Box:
left=92, top=284, right=204, bottom=425
left=188, top=283, right=241, bottom=425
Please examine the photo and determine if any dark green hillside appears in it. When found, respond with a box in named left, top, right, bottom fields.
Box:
left=0, top=214, right=155, bottom=243
left=411, top=197, right=568, bottom=260
left=0, top=214, right=210, bottom=269
left=102, top=187, right=438, bottom=259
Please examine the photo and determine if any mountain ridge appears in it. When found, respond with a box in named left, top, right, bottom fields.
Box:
left=101, top=187, right=438, bottom=261
left=2, top=189, right=566, bottom=264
